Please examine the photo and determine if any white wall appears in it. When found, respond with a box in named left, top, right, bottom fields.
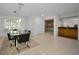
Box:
left=34, top=17, right=44, bottom=35
left=54, top=15, right=62, bottom=37
left=25, top=16, right=35, bottom=36
left=62, top=18, right=78, bottom=27
left=19, top=16, right=29, bottom=30
left=26, top=16, right=44, bottom=36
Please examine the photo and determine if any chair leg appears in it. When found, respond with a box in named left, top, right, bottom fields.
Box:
left=10, top=43, right=12, bottom=47
left=16, top=47, right=19, bottom=53
left=9, top=41, right=12, bottom=47
left=27, top=44, right=30, bottom=48
left=16, top=40, right=19, bottom=53
left=26, top=42, right=30, bottom=48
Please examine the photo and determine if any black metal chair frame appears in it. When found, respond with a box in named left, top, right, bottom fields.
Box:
left=16, top=32, right=31, bottom=52
left=7, top=33, right=16, bottom=47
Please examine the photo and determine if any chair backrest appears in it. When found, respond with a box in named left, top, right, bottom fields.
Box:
left=28, top=30, right=31, bottom=38
left=28, top=30, right=31, bottom=33
left=17, top=33, right=30, bottom=43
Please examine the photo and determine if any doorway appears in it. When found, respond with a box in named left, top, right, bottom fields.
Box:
left=45, top=19, right=54, bottom=34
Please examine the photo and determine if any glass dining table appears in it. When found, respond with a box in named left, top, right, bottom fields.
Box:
left=10, top=30, right=29, bottom=47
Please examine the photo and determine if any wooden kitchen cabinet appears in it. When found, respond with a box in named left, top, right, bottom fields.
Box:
left=58, top=27, right=78, bottom=40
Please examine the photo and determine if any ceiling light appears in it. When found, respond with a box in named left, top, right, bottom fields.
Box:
left=13, top=3, right=24, bottom=14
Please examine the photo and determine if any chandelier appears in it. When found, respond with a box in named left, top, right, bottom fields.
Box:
left=13, top=3, right=24, bottom=15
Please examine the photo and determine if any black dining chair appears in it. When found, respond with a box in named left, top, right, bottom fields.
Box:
left=16, top=32, right=31, bottom=52
left=7, top=33, right=16, bottom=47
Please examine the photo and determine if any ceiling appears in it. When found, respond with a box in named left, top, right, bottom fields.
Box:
left=0, top=3, right=79, bottom=16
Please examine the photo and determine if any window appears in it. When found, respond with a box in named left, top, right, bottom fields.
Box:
left=4, top=19, right=21, bottom=30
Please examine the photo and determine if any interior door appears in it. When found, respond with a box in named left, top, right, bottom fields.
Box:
left=45, top=19, right=54, bottom=33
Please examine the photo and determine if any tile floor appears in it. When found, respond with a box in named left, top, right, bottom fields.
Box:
left=18, top=33, right=79, bottom=55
